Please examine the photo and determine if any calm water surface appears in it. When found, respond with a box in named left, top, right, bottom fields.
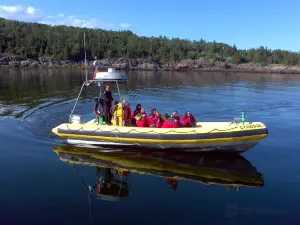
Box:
left=0, top=68, right=300, bottom=225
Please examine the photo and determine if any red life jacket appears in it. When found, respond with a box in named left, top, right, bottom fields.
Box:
left=161, top=116, right=179, bottom=128
left=173, top=116, right=180, bottom=128
left=161, top=119, right=172, bottom=128
left=154, top=115, right=163, bottom=128
left=131, top=109, right=141, bottom=125
left=181, top=113, right=196, bottom=127
left=148, top=114, right=156, bottom=127
left=136, top=113, right=149, bottom=127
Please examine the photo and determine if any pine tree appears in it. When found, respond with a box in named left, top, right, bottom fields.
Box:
left=0, top=18, right=298, bottom=66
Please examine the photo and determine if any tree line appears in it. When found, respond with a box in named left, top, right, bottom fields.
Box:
left=0, top=18, right=299, bottom=66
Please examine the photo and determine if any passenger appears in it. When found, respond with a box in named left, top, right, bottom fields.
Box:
left=148, top=108, right=156, bottom=127
left=103, top=85, right=113, bottom=125
left=171, top=111, right=180, bottom=128
left=161, top=113, right=169, bottom=121
left=131, top=104, right=141, bottom=125
left=94, top=98, right=104, bottom=123
left=149, top=108, right=156, bottom=117
left=122, top=99, right=131, bottom=126
left=135, top=108, right=149, bottom=127
left=161, top=111, right=180, bottom=128
left=181, top=111, right=196, bottom=127
left=94, top=98, right=103, bottom=116
left=161, top=117, right=172, bottom=128
left=154, top=112, right=163, bottom=128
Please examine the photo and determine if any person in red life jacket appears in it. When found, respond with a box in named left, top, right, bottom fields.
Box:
left=122, top=99, right=131, bottom=126
left=148, top=108, right=156, bottom=127
left=149, top=108, right=156, bottom=117
left=131, top=104, right=141, bottom=125
left=135, top=108, right=149, bottom=127
left=171, top=111, right=180, bottom=128
left=161, top=113, right=172, bottom=128
left=161, top=111, right=180, bottom=128
left=154, top=112, right=163, bottom=128
left=181, top=111, right=196, bottom=127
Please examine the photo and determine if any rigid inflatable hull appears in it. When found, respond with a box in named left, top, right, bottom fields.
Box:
left=52, top=121, right=268, bottom=153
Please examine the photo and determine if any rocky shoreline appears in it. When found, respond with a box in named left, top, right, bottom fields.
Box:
left=1, top=55, right=300, bottom=74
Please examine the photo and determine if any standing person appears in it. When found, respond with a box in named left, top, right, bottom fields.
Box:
left=103, top=85, right=113, bottom=124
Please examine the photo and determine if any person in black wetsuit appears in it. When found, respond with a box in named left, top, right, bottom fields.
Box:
left=103, top=85, right=113, bottom=124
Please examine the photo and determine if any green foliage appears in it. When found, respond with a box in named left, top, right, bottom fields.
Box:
left=0, top=18, right=299, bottom=66
left=230, top=52, right=242, bottom=64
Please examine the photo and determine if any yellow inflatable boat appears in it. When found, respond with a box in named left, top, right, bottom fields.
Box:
left=53, top=145, right=264, bottom=189
left=51, top=68, right=268, bottom=153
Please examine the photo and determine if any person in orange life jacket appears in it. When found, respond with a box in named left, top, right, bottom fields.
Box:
left=131, top=104, right=141, bottom=125
left=148, top=108, right=156, bottom=127
left=181, top=111, right=196, bottom=127
left=154, top=112, right=163, bottom=128
left=103, top=85, right=113, bottom=125
left=135, top=108, right=149, bottom=127
left=122, top=99, right=131, bottom=126
left=161, top=111, right=180, bottom=128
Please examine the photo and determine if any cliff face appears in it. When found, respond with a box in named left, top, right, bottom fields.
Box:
left=1, top=55, right=300, bottom=74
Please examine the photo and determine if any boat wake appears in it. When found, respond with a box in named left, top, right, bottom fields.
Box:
left=18, top=97, right=95, bottom=143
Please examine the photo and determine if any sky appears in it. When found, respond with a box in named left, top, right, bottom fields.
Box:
left=1, top=0, right=300, bottom=52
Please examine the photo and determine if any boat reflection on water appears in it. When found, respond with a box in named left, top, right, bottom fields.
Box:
left=53, top=145, right=264, bottom=201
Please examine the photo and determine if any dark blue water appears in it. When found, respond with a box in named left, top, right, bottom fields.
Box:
left=0, top=68, right=300, bottom=225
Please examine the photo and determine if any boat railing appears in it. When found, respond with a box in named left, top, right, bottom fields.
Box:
left=69, top=78, right=127, bottom=122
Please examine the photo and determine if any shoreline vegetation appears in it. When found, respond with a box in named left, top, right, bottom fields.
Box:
left=1, top=18, right=300, bottom=74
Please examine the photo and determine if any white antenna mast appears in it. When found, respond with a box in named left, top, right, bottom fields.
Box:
left=84, top=32, right=87, bottom=81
